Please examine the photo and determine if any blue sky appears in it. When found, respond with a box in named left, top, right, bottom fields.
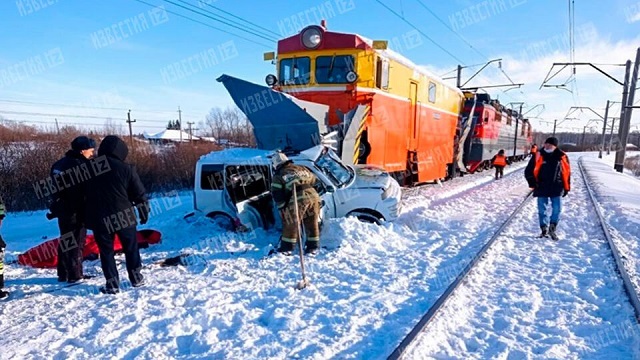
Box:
left=0, top=0, right=639, bottom=134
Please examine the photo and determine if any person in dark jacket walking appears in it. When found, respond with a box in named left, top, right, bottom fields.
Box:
left=524, top=137, right=571, bottom=239
left=0, top=194, right=8, bottom=299
left=49, top=136, right=96, bottom=283
left=491, top=149, right=510, bottom=180
left=84, top=135, right=150, bottom=294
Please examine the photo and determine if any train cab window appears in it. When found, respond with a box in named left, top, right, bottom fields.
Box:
left=279, top=57, right=310, bottom=85
left=428, top=82, right=436, bottom=103
left=521, top=122, right=526, bottom=136
left=315, top=55, right=355, bottom=84
left=376, top=57, right=390, bottom=90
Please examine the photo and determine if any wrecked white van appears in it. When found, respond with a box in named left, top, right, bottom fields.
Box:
left=191, top=145, right=401, bottom=232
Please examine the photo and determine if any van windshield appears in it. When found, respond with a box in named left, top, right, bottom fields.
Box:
left=315, top=150, right=353, bottom=187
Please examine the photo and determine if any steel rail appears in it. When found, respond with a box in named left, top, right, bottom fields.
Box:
left=578, top=158, right=640, bottom=322
left=388, top=189, right=533, bottom=359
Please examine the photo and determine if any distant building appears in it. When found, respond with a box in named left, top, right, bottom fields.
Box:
left=143, top=129, right=215, bottom=144
left=626, top=143, right=639, bottom=151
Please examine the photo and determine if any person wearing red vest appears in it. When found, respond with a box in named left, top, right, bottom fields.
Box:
left=524, top=137, right=571, bottom=239
left=530, top=144, right=538, bottom=158
left=491, top=149, right=510, bottom=180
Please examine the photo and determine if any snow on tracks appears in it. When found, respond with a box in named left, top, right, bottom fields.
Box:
left=405, top=155, right=640, bottom=359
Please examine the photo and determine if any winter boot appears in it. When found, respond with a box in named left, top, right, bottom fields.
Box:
left=540, top=225, right=548, bottom=238
left=132, top=275, right=146, bottom=288
left=549, top=223, right=558, bottom=241
left=277, top=240, right=294, bottom=255
left=304, top=241, right=319, bottom=255
left=99, top=286, right=120, bottom=295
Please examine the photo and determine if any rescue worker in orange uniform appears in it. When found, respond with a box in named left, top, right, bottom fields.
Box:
left=270, top=152, right=321, bottom=255
left=530, top=144, right=538, bottom=158
left=524, top=137, right=571, bottom=239
left=491, top=149, right=510, bottom=180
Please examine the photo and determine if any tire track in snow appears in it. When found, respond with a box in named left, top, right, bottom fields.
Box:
left=405, top=155, right=640, bottom=360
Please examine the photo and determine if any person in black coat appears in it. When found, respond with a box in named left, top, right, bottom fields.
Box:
left=524, top=137, right=571, bottom=239
left=49, top=136, right=96, bottom=283
left=84, top=135, right=150, bottom=294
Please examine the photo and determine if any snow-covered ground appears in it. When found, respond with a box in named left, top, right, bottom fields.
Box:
left=0, top=152, right=639, bottom=359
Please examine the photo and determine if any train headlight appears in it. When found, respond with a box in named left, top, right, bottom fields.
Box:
left=301, top=26, right=323, bottom=49
left=346, top=71, right=358, bottom=83
left=265, top=74, right=277, bottom=86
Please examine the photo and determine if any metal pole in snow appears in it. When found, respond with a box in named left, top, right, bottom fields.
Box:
left=599, top=100, right=609, bottom=159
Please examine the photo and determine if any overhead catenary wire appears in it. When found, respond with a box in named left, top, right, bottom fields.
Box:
left=198, top=1, right=281, bottom=38
left=410, top=0, right=524, bottom=104
left=373, top=0, right=465, bottom=64
left=131, top=0, right=273, bottom=49
left=170, top=0, right=279, bottom=43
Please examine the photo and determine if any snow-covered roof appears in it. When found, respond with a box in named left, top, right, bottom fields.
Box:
left=144, top=129, right=199, bottom=141
left=198, top=147, right=273, bottom=165
left=626, top=143, right=638, bottom=148
left=360, top=36, right=463, bottom=95
left=198, top=145, right=325, bottom=165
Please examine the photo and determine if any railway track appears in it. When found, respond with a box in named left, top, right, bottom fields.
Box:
left=388, top=188, right=534, bottom=359
left=578, top=158, right=640, bottom=321
left=387, top=156, right=640, bottom=360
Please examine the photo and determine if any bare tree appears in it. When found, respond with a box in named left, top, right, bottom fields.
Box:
left=104, top=117, right=124, bottom=135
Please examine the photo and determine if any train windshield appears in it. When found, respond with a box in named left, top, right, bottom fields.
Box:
left=315, top=55, right=355, bottom=84
left=279, top=57, right=310, bottom=85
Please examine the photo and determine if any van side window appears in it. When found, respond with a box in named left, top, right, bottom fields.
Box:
left=428, top=82, right=436, bottom=103
left=201, top=164, right=224, bottom=190
left=225, top=165, right=271, bottom=203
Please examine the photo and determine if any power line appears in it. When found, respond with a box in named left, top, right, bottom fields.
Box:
left=410, top=0, right=523, bottom=103
left=0, top=98, right=178, bottom=115
left=373, top=0, right=465, bottom=64
left=131, top=0, right=273, bottom=48
left=196, top=0, right=281, bottom=38
left=171, top=0, right=279, bottom=42
left=0, top=118, right=167, bottom=129
left=413, top=0, right=486, bottom=61
left=0, top=110, right=170, bottom=123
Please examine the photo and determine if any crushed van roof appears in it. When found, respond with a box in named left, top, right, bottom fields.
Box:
left=198, top=147, right=273, bottom=164
left=198, top=145, right=326, bottom=164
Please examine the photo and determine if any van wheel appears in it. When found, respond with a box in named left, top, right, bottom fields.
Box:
left=206, top=212, right=235, bottom=231
left=348, top=211, right=383, bottom=225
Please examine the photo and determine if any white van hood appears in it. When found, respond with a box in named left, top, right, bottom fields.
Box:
left=351, top=165, right=392, bottom=189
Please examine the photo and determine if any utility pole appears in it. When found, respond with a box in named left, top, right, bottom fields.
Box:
left=513, top=103, right=523, bottom=157
left=126, top=110, right=136, bottom=146
left=599, top=100, right=610, bottom=158
left=187, top=121, right=196, bottom=143
left=615, top=48, right=640, bottom=172
left=178, top=106, right=183, bottom=143
left=608, top=117, right=618, bottom=154
left=54, top=118, right=60, bottom=135
left=552, top=119, right=557, bottom=137
left=456, top=64, right=462, bottom=88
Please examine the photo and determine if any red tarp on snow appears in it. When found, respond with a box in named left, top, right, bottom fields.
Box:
left=17, top=229, right=162, bottom=268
